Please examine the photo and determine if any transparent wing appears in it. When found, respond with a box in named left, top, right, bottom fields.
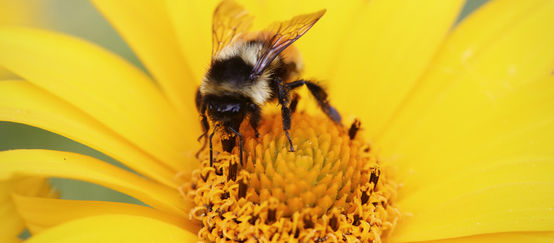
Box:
left=251, top=9, right=326, bottom=78
left=211, top=0, right=254, bottom=59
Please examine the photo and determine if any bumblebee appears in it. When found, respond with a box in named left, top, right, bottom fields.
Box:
left=196, top=0, right=341, bottom=166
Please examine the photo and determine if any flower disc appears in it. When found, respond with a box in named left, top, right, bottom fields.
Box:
left=184, top=113, right=400, bottom=242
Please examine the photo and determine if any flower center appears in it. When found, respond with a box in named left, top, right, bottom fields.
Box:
left=182, top=113, right=400, bottom=242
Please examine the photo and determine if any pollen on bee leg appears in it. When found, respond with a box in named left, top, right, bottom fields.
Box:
left=182, top=113, right=400, bottom=242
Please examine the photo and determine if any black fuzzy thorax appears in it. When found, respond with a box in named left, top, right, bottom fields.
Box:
left=207, top=56, right=254, bottom=86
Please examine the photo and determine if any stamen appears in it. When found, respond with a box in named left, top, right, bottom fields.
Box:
left=182, top=113, right=400, bottom=242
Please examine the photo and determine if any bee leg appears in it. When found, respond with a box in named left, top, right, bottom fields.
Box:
left=198, top=115, right=210, bottom=141
left=305, top=81, right=342, bottom=124
left=276, top=78, right=295, bottom=152
left=289, top=93, right=300, bottom=114
left=228, top=126, right=244, bottom=167
left=209, top=125, right=219, bottom=167
left=249, top=104, right=261, bottom=138
left=286, top=80, right=305, bottom=90
left=287, top=80, right=342, bottom=124
left=195, top=137, right=207, bottom=159
left=195, top=88, right=210, bottom=158
left=195, top=114, right=210, bottom=158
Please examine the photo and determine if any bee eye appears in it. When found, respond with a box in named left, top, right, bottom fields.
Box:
left=222, top=103, right=241, bottom=113
left=209, top=102, right=242, bottom=113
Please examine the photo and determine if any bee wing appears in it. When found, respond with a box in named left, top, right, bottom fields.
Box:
left=251, top=9, right=326, bottom=78
left=212, top=0, right=254, bottom=59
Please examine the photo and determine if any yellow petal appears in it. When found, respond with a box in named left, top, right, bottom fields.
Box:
left=380, top=0, right=554, bottom=149
left=0, top=0, right=42, bottom=26
left=387, top=75, right=554, bottom=238
left=0, top=177, right=55, bottom=243
left=293, top=0, right=370, bottom=80
left=165, top=0, right=226, bottom=82
left=330, top=0, right=465, bottom=137
left=0, top=27, right=196, bottom=172
left=0, top=200, right=23, bottom=243
left=0, top=80, right=178, bottom=188
left=0, top=150, right=190, bottom=216
left=0, top=0, right=43, bottom=79
left=388, top=75, right=554, bottom=193
left=420, top=231, right=554, bottom=243
left=232, top=0, right=370, bottom=82
left=0, top=0, right=44, bottom=80
left=11, top=194, right=199, bottom=235
left=25, top=214, right=197, bottom=243
left=391, top=158, right=554, bottom=242
left=90, top=0, right=199, bottom=119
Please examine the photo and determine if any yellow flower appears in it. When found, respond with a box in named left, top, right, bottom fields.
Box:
left=1, top=0, right=553, bottom=242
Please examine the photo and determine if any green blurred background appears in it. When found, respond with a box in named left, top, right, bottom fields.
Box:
left=0, top=0, right=488, bottom=205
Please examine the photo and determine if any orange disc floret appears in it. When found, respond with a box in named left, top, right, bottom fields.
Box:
left=183, top=113, right=400, bottom=242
